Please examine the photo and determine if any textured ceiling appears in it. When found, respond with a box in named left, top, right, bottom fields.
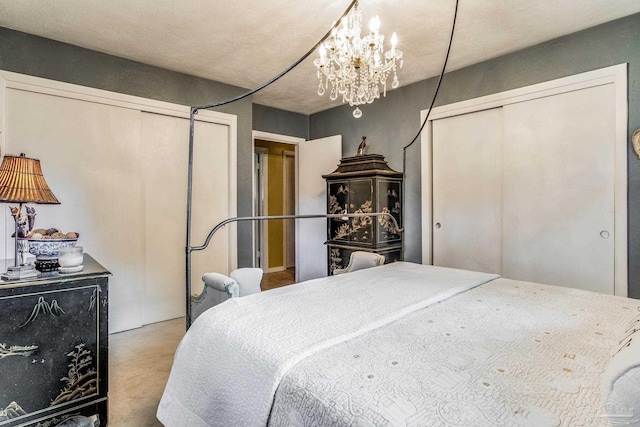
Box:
left=1, top=0, right=639, bottom=115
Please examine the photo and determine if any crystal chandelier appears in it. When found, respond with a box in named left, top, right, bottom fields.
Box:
left=313, top=1, right=403, bottom=118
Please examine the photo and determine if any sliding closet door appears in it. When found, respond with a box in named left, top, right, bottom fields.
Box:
left=5, top=88, right=145, bottom=332
left=141, top=113, right=232, bottom=325
left=502, top=84, right=616, bottom=293
left=426, top=65, right=625, bottom=295
left=432, top=108, right=503, bottom=274
left=3, top=79, right=237, bottom=332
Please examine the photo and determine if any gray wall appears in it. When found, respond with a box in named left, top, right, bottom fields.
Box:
left=3, top=10, right=640, bottom=297
left=0, top=27, right=255, bottom=267
left=253, top=104, right=309, bottom=139
left=310, top=13, right=640, bottom=298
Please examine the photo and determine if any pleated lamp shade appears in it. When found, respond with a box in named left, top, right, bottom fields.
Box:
left=0, top=153, right=60, bottom=204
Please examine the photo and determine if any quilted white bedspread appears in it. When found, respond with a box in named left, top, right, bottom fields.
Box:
left=157, top=262, right=499, bottom=427
left=269, top=277, right=640, bottom=426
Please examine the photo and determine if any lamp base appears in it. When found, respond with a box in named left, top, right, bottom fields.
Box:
left=1, top=264, right=40, bottom=280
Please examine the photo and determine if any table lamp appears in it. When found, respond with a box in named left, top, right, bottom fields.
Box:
left=0, top=153, right=60, bottom=280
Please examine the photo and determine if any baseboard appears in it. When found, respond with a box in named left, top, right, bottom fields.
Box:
left=265, top=266, right=286, bottom=273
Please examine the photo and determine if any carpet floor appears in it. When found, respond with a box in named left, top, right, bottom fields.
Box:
left=108, top=269, right=298, bottom=426
left=108, top=317, right=185, bottom=427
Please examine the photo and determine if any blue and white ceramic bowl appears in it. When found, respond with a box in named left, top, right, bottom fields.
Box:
left=28, top=239, right=77, bottom=260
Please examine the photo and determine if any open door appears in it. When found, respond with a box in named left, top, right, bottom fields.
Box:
left=295, top=135, right=342, bottom=282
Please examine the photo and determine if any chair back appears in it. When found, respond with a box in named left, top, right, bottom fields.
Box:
left=230, top=268, right=264, bottom=296
left=334, top=251, right=385, bottom=275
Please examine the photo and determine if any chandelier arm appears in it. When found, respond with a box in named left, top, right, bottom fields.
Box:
left=193, top=0, right=359, bottom=112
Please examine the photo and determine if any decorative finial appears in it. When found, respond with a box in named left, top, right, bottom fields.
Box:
left=357, top=136, right=367, bottom=156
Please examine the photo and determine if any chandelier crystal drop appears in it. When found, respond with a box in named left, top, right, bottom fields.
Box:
left=314, top=2, right=403, bottom=118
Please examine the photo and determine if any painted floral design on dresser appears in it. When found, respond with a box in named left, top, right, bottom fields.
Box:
left=35, top=413, right=99, bottom=427
left=52, top=343, right=97, bottom=406
left=0, top=268, right=108, bottom=426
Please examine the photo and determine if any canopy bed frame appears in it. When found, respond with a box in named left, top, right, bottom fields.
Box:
left=183, top=0, right=458, bottom=329
left=169, top=1, right=640, bottom=426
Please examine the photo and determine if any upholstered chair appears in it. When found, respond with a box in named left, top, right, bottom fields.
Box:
left=333, top=251, right=385, bottom=275
left=191, top=268, right=264, bottom=322
left=230, top=268, right=264, bottom=297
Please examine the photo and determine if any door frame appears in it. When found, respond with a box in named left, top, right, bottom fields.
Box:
left=282, top=150, right=296, bottom=269
left=420, top=63, right=628, bottom=297
left=251, top=131, right=305, bottom=269
left=254, top=147, right=268, bottom=269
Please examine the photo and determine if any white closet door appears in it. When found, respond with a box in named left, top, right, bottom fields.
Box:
left=141, top=113, right=232, bottom=325
left=432, top=108, right=503, bottom=274
left=502, top=84, right=615, bottom=293
left=5, top=88, right=145, bottom=333
left=4, top=88, right=236, bottom=332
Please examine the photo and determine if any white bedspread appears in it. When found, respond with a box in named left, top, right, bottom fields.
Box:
left=157, top=262, right=499, bottom=427
left=270, top=278, right=640, bottom=426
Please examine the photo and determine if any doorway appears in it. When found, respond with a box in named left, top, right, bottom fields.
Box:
left=252, top=131, right=342, bottom=285
left=254, top=138, right=297, bottom=290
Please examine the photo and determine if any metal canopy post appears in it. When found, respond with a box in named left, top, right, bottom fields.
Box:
left=185, top=107, right=197, bottom=330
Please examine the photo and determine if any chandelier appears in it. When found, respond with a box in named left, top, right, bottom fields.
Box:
left=313, top=1, right=403, bottom=118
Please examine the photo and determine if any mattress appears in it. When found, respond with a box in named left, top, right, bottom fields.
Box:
left=157, top=262, right=639, bottom=427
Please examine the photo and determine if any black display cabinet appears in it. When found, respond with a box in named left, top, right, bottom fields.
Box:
left=323, top=154, right=403, bottom=274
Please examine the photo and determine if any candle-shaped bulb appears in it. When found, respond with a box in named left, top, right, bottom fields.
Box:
left=369, top=15, right=380, bottom=33
left=391, top=32, right=398, bottom=48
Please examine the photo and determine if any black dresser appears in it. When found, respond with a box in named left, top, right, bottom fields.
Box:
left=0, top=254, right=110, bottom=427
left=323, top=154, right=403, bottom=274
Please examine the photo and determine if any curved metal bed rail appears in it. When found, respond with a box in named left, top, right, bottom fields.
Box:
left=186, top=212, right=402, bottom=329
left=189, top=212, right=401, bottom=253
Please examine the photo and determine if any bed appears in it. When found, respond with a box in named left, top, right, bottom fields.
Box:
left=157, top=262, right=640, bottom=427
